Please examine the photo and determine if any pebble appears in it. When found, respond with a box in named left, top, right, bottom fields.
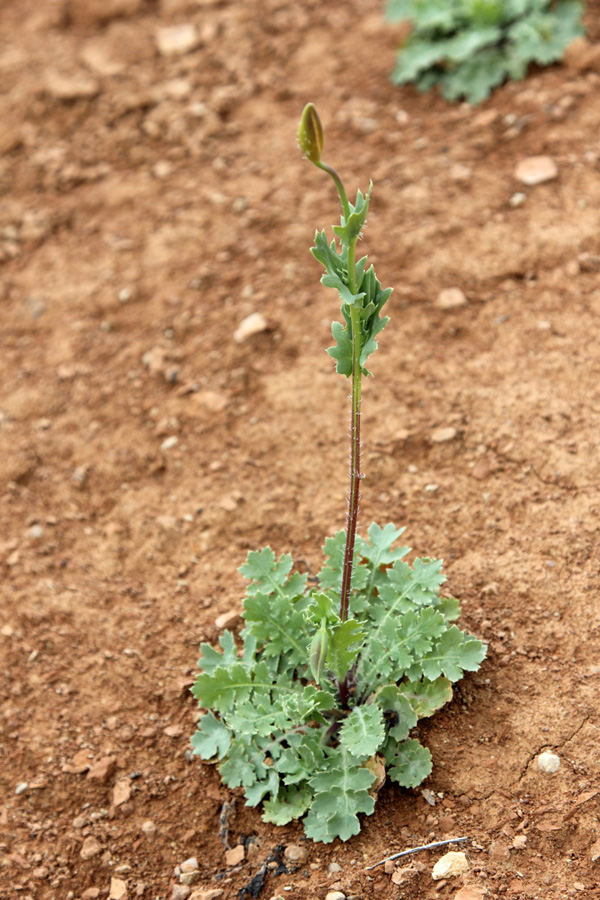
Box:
left=160, top=436, right=179, bottom=452
left=109, top=877, right=128, bottom=900
left=432, top=851, right=469, bottom=880
left=171, top=887, right=191, bottom=900
left=327, top=862, right=342, bottom=876
left=113, top=779, right=131, bottom=807
left=82, top=890, right=101, bottom=900
left=15, top=782, right=28, bottom=795
left=27, top=524, right=44, bottom=539
left=284, top=844, right=309, bottom=864
left=234, top=312, right=268, bottom=342
left=436, top=287, right=468, bottom=310
left=454, top=888, right=487, bottom=900
left=431, top=426, right=457, bottom=443
left=214, top=609, right=241, bottom=630
left=80, top=837, right=102, bottom=860
left=179, top=858, right=200, bottom=886
left=156, top=24, right=200, bottom=57
left=537, top=751, right=561, bottom=773
left=514, top=156, right=558, bottom=186
left=225, top=844, right=245, bottom=866
left=188, top=891, right=224, bottom=900
left=590, top=838, right=600, bottom=861
left=509, top=192, right=526, bottom=207
left=87, top=756, right=116, bottom=783
left=141, top=820, right=157, bottom=836
left=46, top=72, right=100, bottom=101
left=325, top=893, right=346, bottom=900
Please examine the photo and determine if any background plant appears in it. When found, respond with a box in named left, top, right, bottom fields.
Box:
left=191, top=105, right=486, bottom=843
left=386, top=0, right=584, bottom=104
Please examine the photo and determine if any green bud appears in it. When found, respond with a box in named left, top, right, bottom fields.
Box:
left=309, top=618, right=329, bottom=684
left=298, top=102, right=324, bottom=165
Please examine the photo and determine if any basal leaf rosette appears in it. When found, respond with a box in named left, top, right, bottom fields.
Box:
left=191, top=524, right=486, bottom=843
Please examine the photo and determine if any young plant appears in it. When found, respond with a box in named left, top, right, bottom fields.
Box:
left=386, top=0, right=584, bottom=104
left=190, top=104, right=486, bottom=843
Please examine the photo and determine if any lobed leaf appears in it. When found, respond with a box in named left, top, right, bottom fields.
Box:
left=385, top=737, right=433, bottom=788
left=339, top=703, right=386, bottom=760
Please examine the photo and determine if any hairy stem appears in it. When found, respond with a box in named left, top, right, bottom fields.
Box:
left=339, top=297, right=362, bottom=624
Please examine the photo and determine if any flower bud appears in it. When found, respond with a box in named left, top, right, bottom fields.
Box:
left=309, top=619, right=329, bottom=684
left=298, top=102, right=324, bottom=165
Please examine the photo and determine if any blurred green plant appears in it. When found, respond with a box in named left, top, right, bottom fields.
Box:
left=190, top=105, right=486, bottom=843
left=386, top=0, right=585, bottom=104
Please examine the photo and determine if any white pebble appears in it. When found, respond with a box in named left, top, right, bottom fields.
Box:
left=432, top=850, right=469, bottom=880
left=155, top=24, right=199, bottom=57
left=234, top=312, right=268, bottom=342
left=515, top=155, right=558, bottom=186
left=537, top=751, right=560, bottom=773
left=435, top=287, right=467, bottom=310
left=160, top=436, right=179, bottom=452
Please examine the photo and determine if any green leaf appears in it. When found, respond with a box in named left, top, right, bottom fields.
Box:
left=339, top=704, right=386, bottom=760
left=263, top=788, right=312, bottom=825
left=328, top=618, right=366, bottom=681
left=304, top=751, right=376, bottom=842
left=197, top=629, right=237, bottom=675
left=219, top=738, right=269, bottom=789
left=191, top=661, right=280, bottom=713
left=376, top=684, right=418, bottom=741
left=190, top=712, right=232, bottom=760
left=243, top=591, right=310, bottom=667
left=420, top=625, right=487, bottom=682
left=239, top=546, right=291, bottom=591
left=332, top=185, right=371, bottom=245
left=386, top=737, right=433, bottom=788
left=317, top=531, right=370, bottom=594
left=397, top=676, right=453, bottom=718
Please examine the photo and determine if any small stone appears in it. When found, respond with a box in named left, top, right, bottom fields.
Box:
left=32, top=866, right=49, bottom=879
left=449, top=163, right=472, bottom=182
left=284, top=844, right=309, bottom=864
left=15, top=782, right=28, bottom=795
left=87, top=756, right=117, bottom=783
left=488, top=841, right=510, bottom=864
left=27, top=524, right=45, bottom=539
left=80, top=837, right=102, bottom=860
left=82, top=890, right=101, bottom=900
left=590, top=838, right=600, bottom=861
left=512, top=835, right=527, bottom=850
left=180, top=858, right=199, bottom=874
left=156, top=24, right=200, bottom=57
left=327, top=862, right=342, bottom=876
left=109, top=877, right=128, bottom=900
left=436, top=288, right=468, bottom=310
left=46, top=72, right=100, bottom=100
left=214, top=609, right=241, bottom=630
left=180, top=872, right=201, bottom=887
left=384, top=859, right=395, bottom=874
left=431, top=426, right=457, bottom=443
left=325, top=892, right=346, bottom=900
left=509, top=192, right=526, bottom=207
left=225, top=845, right=245, bottom=867
left=515, top=156, right=558, bottom=186
left=538, top=751, right=560, bottom=773
left=153, top=161, right=173, bottom=180
left=160, top=436, right=179, bottom=452
left=72, top=465, right=90, bottom=488
left=172, top=887, right=191, bottom=900
left=188, top=891, right=224, bottom=900
left=141, top=820, right=157, bottom=836
left=472, top=461, right=491, bottom=481
left=194, top=390, right=228, bottom=412
left=113, top=780, right=131, bottom=807
left=432, top=851, right=469, bottom=880
left=164, top=724, right=184, bottom=737
left=234, top=312, right=268, bottom=342
left=454, top=888, right=487, bottom=900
